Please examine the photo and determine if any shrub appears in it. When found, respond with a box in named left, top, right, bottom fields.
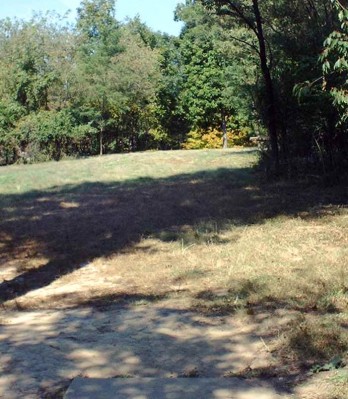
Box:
left=182, top=127, right=252, bottom=149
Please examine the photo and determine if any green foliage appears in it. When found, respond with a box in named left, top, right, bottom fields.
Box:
left=153, top=35, right=190, bottom=147
left=77, top=0, right=120, bottom=56
left=0, top=0, right=347, bottom=175
left=0, top=101, right=25, bottom=130
left=0, top=17, right=63, bottom=112
left=0, top=100, right=26, bottom=164
left=12, top=109, right=96, bottom=161
left=177, top=2, right=237, bottom=130
left=75, top=2, right=162, bottom=153
left=321, top=1, right=348, bottom=123
left=311, top=355, right=346, bottom=374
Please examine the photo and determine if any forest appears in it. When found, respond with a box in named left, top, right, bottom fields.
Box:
left=0, top=0, right=347, bottom=178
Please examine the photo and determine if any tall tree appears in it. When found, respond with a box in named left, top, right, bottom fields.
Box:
left=0, top=17, right=56, bottom=112
left=76, top=0, right=121, bottom=155
left=176, top=1, right=244, bottom=148
left=321, top=0, right=348, bottom=123
left=274, top=0, right=340, bottom=171
left=200, top=0, right=279, bottom=168
left=111, top=26, right=161, bottom=150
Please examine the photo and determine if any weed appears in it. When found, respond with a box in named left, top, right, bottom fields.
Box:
left=276, top=315, right=348, bottom=365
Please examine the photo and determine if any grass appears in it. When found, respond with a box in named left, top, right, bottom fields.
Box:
left=0, top=148, right=347, bottom=383
left=0, top=149, right=255, bottom=196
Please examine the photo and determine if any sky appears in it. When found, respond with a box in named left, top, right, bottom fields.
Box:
left=0, top=0, right=184, bottom=36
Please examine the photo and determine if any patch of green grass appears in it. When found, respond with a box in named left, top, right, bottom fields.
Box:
left=0, top=149, right=257, bottom=196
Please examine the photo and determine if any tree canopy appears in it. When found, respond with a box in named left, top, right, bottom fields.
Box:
left=0, top=0, right=346, bottom=178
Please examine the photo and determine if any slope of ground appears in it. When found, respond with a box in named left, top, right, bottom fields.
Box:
left=0, top=149, right=347, bottom=398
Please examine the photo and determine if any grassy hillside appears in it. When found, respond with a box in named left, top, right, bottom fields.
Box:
left=0, top=149, right=255, bottom=195
left=0, top=149, right=347, bottom=396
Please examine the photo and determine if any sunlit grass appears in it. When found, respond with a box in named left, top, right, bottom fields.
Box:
left=0, top=149, right=256, bottom=195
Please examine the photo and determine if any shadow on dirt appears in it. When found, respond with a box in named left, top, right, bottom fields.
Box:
left=0, top=294, right=296, bottom=398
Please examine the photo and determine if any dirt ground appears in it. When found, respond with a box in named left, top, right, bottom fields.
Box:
left=0, top=297, right=300, bottom=398
left=0, top=292, right=343, bottom=398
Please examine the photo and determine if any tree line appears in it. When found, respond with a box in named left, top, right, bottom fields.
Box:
left=0, top=0, right=347, bottom=177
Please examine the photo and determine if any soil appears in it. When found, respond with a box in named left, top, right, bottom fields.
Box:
left=1, top=291, right=341, bottom=399
left=0, top=256, right=345, bottom=399
left=1, top=294, right=295, bottom=399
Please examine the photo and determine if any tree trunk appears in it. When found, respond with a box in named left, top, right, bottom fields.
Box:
left=99, top=128, right=103, bottom=156
left=222, top=114, right=228, bottom=149
left=54, top=139, right=62, bottom=161
left=252, top=0, right=279, bottom=172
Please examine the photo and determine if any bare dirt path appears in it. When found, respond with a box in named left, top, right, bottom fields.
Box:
left=0, top=298, right=294, bottom=398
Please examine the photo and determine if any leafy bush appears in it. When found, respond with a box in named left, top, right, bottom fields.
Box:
left=182, top=127, right=252, bottom=149
left=0, top=101, right=26, bottom=164
left=321, top=2, right=348, bottom=124
left=182, top=130, right=207, bottom=149
left=229, top=127, right=253, bottom=146
left=12, top=109, right=97, bottom=162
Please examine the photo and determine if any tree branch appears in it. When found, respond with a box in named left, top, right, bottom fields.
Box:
left=225, top=0, right=259, bottom=37
left=205, top=0, right=259, bottom=37
left=227, top=35, right=260, bottom=55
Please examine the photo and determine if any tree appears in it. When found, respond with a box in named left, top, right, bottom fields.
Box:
left=321, top=0, right=348, bottom=123
left=0, top=17, right=56, bottom=112
left=76, top=0, right=121, bottom=155
left=111, top=26, right=161, bottom=150
left=180, top=34, right=230, bottom=147
left=176, top=1, right=248, bottom=148
left=0, top=14, right=77, bottom=163
left=153, top=35, right=190, bottom=148
left=200, top=0, right=279, bottom=168
left=0, top=0, right=346, bottom=173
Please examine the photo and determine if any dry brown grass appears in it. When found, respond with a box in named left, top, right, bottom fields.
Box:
left=0, top=149, right=347, bottom=384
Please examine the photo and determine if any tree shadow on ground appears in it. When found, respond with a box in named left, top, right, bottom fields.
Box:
left=0, top=166, right=347, bottom=304
left=0, top=294, right=297, bottom=399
